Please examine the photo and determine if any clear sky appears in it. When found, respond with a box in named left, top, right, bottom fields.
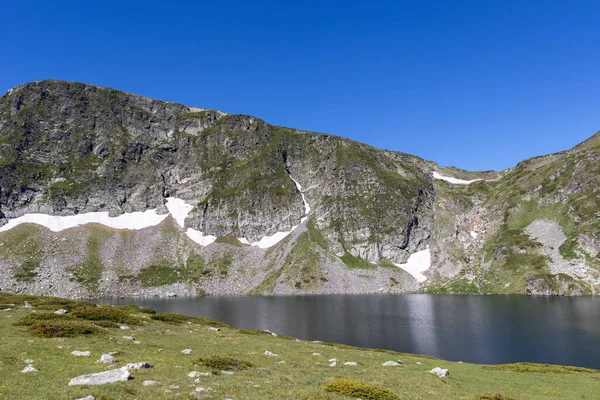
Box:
left=1, top=1, right=599, bottom=171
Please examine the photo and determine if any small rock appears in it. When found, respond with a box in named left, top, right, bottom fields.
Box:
left=328, top=358, right=337, bottom=362
left=181, top=349, right=192, bottom=355
left=142, top=380, right=159, bottom=386
left=98, top=354, right=116, bottom=364
left=126, top=362, right=153, bottom=370
left=158, top=348, right=164, bottom=352
left=264, top=351, right=278, bottom=357
left=264, top=329, right=277, bottom=336
left=74, top=396, right=95, bottom=400
left=119, top=325, right=130, bottom=330
left=312, top=353, right=320, bottom=356
left=69, top=367, right=131, bottom=385
left=344, top=361, right=357, bottom=366
left=208, top=327, right=220, bottom=332
left=195, top=387, right=213, bottom=392
left=21, top=364, right=37, bottom=373
left=221, top=371, right=234, bottom=375
left=122, top=335, right=135, bottom=341
left=429, top=367, right=450, bottom=377
left=382, top=361, right=401, bottom=366
left=71, top=351, right=91, bottom=357
left=194, top=378, right=201, bottom=383
left=166, top=292, right=177, bottom=297
left=329, top=361, right=337, bottom=367
left=54, top=309, right=68, bottom=314
left=416, top=362, right=422, bottom=365
left=23, top=359, right=34, bottom=364
left=133, top=340, right=142, bottom=345
left=277, top=361, right=285, bottom=364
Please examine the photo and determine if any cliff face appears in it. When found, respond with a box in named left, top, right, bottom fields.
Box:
left=0, top=80, right=598, bottom=297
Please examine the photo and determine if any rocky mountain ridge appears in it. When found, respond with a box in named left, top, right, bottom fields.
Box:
left=0, top=80, right=598, bottom=297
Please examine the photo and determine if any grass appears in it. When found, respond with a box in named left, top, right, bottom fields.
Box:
left=324, top=378, right=400, bottom=400
left=340, top=252, right=375, bottom=269
left=1, top=293, right=599, bottom=399
left=483, top=362, right=600, bottom=374
left=71, top=306, right=141, bottom=325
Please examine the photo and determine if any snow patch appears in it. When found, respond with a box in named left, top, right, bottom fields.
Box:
left=432, top=171, right=481, bottom=185
left=238, top=237, right=250, bottom=245
left=394, top=248, right=431, bottom=282
left=165, top=198, right=193, bottom=228
left=185, top=228, right=217, bottom=246
left=0, top=210, right=168, bottom=233
left=250, top=226, right=298, bottom=249
left=289, top=175, right=311, bottom=216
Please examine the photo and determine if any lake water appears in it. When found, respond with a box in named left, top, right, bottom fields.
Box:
left=101, top=294, right=600, bottom=368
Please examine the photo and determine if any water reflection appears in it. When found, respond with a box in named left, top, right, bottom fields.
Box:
left=101, top=294, right=600, bottom=368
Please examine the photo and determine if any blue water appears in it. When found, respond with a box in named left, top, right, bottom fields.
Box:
left=102, top=294, right=600, bottom=368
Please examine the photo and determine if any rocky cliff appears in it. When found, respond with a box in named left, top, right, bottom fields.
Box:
left=0, top=80, right=598, bottom=297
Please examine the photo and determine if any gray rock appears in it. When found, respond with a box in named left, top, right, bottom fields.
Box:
left=74, top=396, right=95, bottom=400
left=343, top=361, right=357, bottom=366
left=21, top=364, right=37, bottom=373
left=382, top=361, right=401, bottom=366
left=142, top=380, right=158, bottom=386
left=181, top=349, right=192, bottom=355
left=71, top=351, right=91, bottom=357
left=54, top=309, right=68, bottom=314
left=429, top=367, right=450, bottom=377
left=98, top=354, right=116, bottom=363
left=68, top=366, right=132, bottom=385
left=221, top=371, right=234, bottom=375
left=264, top=350, right=278, bottom=357
left=126, top=362, right=153, bottom=370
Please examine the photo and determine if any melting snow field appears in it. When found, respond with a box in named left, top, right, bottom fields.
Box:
left=432, top=171, right=482, bottom=185
left=394, top=248, right=431, bottom=282
left=0, top=180, right=312, bottom=249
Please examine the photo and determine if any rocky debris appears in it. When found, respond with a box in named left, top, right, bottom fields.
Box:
left=344, top=361, right=357, bottom=366
left=207, top=327, right=220, bottom=332
left=264, top=351, right=278, bottom=357
left=142, top=380, right=159, bottom=386
left=166, top=292, right=177, bottom=297
left=98, top=354, right=116, bottom=363
left=54, top=309, right=68, bottom=314
left=429, top=367, right=450, bottom=377
left=69, top=366, right=132, bottom=385
left=189, top=371, right=211, bottom=377
left=71, top=351, right=91, bottom=357
left=126, top=362, right=153, bottom=370
left=181, top=349, right=192, bottom=355
left=382, top=361, right=401, bottom=366
left=21, top=364, right=37, bottom=373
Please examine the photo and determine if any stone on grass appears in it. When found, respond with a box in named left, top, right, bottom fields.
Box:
left=54, top=309, right=68, bottom=314
left=312, top=353, right=320, bottom=356
left=208, top=327, right=220, bottom=332
left=382, top=361, right=401, bottom=366
left=120, top=325, right=130, bottom=330
left=98, top=354, right=116, bottom=363
left=143, top=380, right=159, bottom=386
left=126, top=362, right=153, bottom=370
left=75, top=396, right=95, bottom=400
left=329, top=361, right=337, bottom=367
left=344, top=361, right=357, bottom=366
left=71, top=351, right=91, bottom=357
left=328, top=358, right=337, bottom=362
left=264, top=351, right=278, bottom=357
left=122, top=335, right=135, bottom=341
left=69, top=366, right=131, bottom=386
left=221, top=371, right=234, bottom=375
left=181, top=349, right=192, bottom=355
left=429, top=367, right=450, bottom=377
left=21, top=364, right=37, bottom=373
left=24, top=359, right=34, bottom=364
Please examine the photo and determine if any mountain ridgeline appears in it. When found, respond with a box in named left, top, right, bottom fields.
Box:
left=0, top=80, right=598, bottom=298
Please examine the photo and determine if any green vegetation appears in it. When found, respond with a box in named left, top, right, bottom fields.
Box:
left=194, top=355, right=254, bottom=371
left=215, top=236, right=245, bottom=247
left=340, top=252, right=375, bottom=269
left=324, top=378, right=399, bottom=400
left=483, top=362, right=600, bottom=374
left=0, top=293, right=598, bottom=399
left=68, top=229, right=112, bottom=291
left=150, top=312, right=229, bottom=328
left=71, top=305, right=141, bottom=325
left=29, top=320, right=104, bottom=338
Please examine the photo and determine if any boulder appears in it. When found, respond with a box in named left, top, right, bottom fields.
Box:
left=98, top=354, right=116, bottom=363
left=429, top=367, right=450, bottom=377
left=21, top=364, right=37, bottom=373
left=69, top=367, right=132, bottom=386
left=71, top=351, right=91, bottom=357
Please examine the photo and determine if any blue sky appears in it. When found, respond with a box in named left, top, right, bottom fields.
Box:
left=1, top=0, right=599, bottom=171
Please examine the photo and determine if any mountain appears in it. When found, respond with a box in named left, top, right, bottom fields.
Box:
left=0, top=80, right=598, bottom=298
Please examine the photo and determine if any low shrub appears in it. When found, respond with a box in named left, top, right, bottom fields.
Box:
left=92, top=320, right=121, bottom=329
left=13, top=313, right=76, bottom=326
left=115, top=304, right=156, bottom=314
left=71, top=306, right=141, bottom=325
left=195, top=355, right=253, bottom=371
left=150, top=313, right=229, bottom=328
left=29, top=320, right=103, bottom=337
left=323, top=378, right=400, bottom=400
left=483, top=362, right=600, bottom=374
left=476, top=393, right=516, bottom=400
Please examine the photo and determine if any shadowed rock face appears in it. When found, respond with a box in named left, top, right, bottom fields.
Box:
left=0, top=80, right=599, bottom=297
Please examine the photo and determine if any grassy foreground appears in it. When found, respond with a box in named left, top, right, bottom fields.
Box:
left=0, top=293, right=598, bottom=399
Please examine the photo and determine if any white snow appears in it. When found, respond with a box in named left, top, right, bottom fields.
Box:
left=165, top=198, right=194, bottom=228
left=185, top=228, right=217, bottom=246
left=0, top=209, right=168, bottom=233
left=432, top=171, right=482, bottom=185
left=237, top=237, right=250, bottom=245
left=250, top=226, right=298, bottom=249
left=289, top=175, right=311, bottom=217
left=394, top=248, right=431, bottom=283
